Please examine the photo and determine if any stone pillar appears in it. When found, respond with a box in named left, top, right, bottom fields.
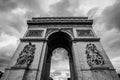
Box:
left=72, top=42, right=83, bottom=80
left=36, top=42, right=48, bottom=80
left=69, top=53, right=75, bottom=80
left=44, top=54, right=51, bottom=80
left=72, top=40, right=120, bottom=80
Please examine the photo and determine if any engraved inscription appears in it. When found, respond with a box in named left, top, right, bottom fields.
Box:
left=16, top=42, right=36, bottom=66
left=86, top=43, right=105, bottom=67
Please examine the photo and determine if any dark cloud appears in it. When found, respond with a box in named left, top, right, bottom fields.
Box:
left=86, top=0, right=120, bottom=31
left=0, top=58, right=10, bottom=71
left=49, top=0, right=73, bottom=17
left=101, top=1, right=120, bottom=30
left=109, top=39, right=120, bottom=51
left=0, top=14, right=26, bottom=37
left=0, top=0, right=17, bottom=12
left=87, top=0, right=120, bottom=54
left=0, top=0, right=79, bottom=37
left=18, top=0, right=39, bottom=8
left=0, top=58, right=9, bottom=66
left=0, top=53, right=11, bottom=70
left=0, top=0, right=41, bottom=13
left=92, top=0, right=120, bottom=31
left=8, top=18, right=26, bottom=34
left=92, top=0, right=120, bottom=57
left=18, top=0, right=50, bottom=18
left=0, top=43, right=17, bottom=56
left=0, top=0, right=25, bottom=36
left=17, top=0, right=46, bottom=17
left=0, top=44, right=17, bottom=70
left=87, top=7, right=99, bottom=19
left=86, top=0, right=120, bottom=72
left=0, top=0, right=48, bottom=37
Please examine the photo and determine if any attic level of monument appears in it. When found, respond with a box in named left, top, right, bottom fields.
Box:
left=27, top=17, right=93, bottom=25
left=21, top=17, right=100, bottom=42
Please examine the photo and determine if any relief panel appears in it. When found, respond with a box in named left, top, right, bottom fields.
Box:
left=73, top=28, right=95, bottom=38
left=76, top=30, right=94, bottom=37
left=85, top=43, right=105, bottom=67
left=25, top=28, right=46, bottom=38
left=15, top=42, right=36, bottom=66
left=26, top=30, right=44, bottom=37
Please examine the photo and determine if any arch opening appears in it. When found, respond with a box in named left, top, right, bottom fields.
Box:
left=42, top=31, right=75, bottom=80
left=48, top=31, right=72, bottom=53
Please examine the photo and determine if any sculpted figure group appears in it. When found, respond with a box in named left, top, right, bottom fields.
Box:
left=86, top=43, right=105, bottom=67
left=16, top=42, right=36, bottom=66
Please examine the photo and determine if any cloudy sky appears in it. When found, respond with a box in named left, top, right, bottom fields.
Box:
left=50, top=48, right=70, bottom=80
left=0, top=0, right=120, bottom=78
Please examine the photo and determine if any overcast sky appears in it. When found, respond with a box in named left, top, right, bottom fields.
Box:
left=0, top=0, right=120, bottom=77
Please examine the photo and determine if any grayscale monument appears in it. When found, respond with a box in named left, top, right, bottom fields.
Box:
left=1, top=17, right=119, bottom=80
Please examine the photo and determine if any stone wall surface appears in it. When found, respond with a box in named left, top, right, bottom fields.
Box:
left=1, top=42, right=45, bottom=80
left=72, top=41, right=120, bottom=80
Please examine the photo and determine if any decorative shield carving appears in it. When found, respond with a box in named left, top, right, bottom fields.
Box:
left=16, top=42, right=36, bottom=66
left=85, top=43, right=105, bottom=67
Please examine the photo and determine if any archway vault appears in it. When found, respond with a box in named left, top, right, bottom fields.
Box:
left=48, top=31, right=72, bottom=52
left=46, top=30, right=74, bottom=41
left=41, top=31, right=75, bottom=80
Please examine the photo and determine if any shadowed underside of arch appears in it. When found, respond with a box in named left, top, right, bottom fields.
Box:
left=48, top=31, right=72, bottom=52
left=41, top=31, right=75, bottom=80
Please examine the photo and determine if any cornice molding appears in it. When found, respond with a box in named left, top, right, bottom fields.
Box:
left=27, top=20, right=93, bottom=25
left=81, top=67, right=115, bottom=71
left=27, top=17, right=93, bottom=25
left=32, top=17, right=88, bottom=20
left=20, top=38, right=46, bottom=42
left=28, top=24, right=92, bottom=28
left=20, top=37, right=100, bottom=42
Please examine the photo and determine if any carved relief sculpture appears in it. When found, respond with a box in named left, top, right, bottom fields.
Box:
left=85, top=43, right=105, bottom=67
left=16, top=42, right=36, bottom=66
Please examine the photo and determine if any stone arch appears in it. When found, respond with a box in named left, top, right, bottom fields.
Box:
left=41, top=31, right=75, bottom=80
left=47, top=31, right=72, bottom=53
left=46, top=30, right=74, bottom=40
